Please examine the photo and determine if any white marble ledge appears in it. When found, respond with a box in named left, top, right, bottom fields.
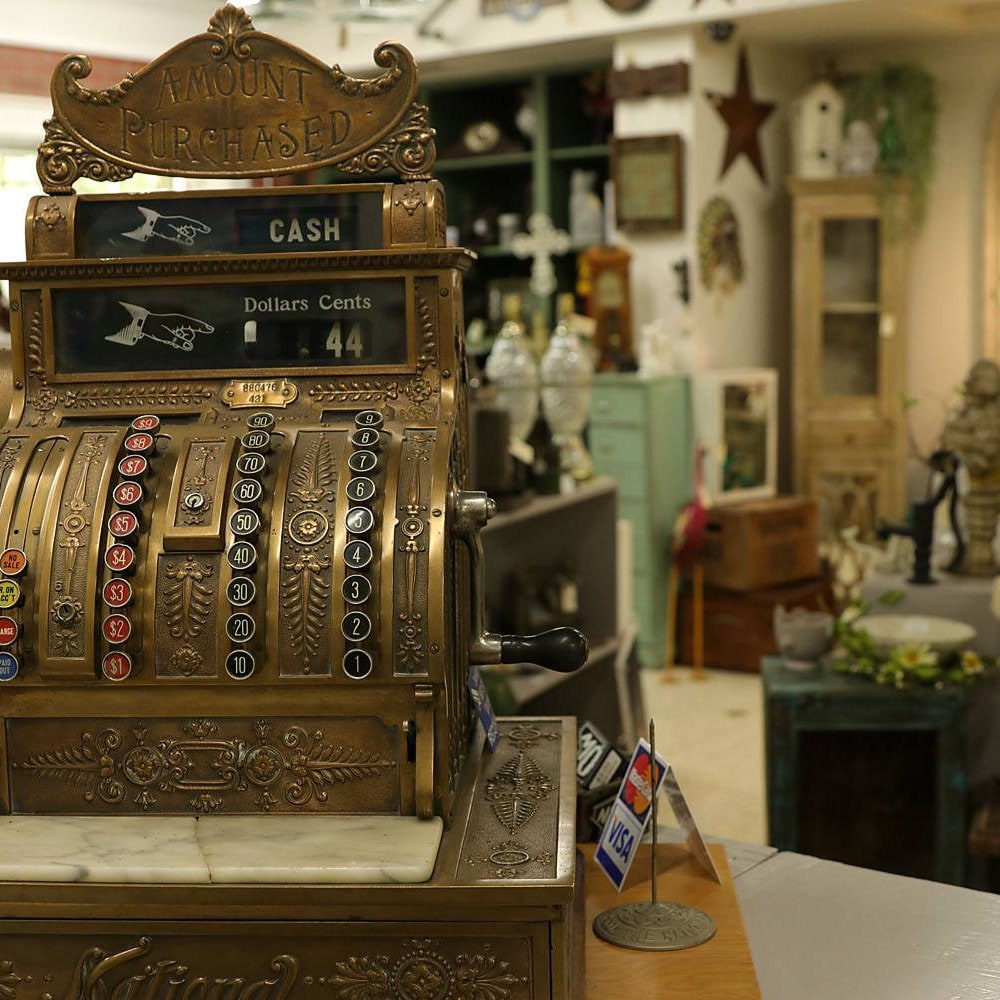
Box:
left=197, top=814, right=443, bottom=884
left=0, top=814, right=443, bottom=885
left=0, top=816, right=208, bottom=883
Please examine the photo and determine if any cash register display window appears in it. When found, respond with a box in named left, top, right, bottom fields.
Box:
left=50, top=277, right=408, bottom=375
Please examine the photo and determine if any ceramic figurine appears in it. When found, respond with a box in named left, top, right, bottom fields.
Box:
left=484, top=293, right=540, bottom=451
left=940, top=359, right=1000, bottom=575
left=840, top=120, right=880, bottom=176
left=568, top=169, right=603, bottom=247
left=540, top=293, right=594, bottom=486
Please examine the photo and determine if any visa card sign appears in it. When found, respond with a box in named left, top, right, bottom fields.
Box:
left=595, top=738, right=668, bottom=891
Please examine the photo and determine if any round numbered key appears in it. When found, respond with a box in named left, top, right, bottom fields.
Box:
left=102, top=650, right=132, bottom=682
left=226, top=612, right=256, bottom=643
left=0, top=617, right=18, bottom=646
left=107, top=510, right=139, bottom=538
left=232, top=478, right=263, bottom=505
left=246, top=412, right=276, bottom=432
left=227, top=541, right=258, bottom=572
left=240, top=430, right=271, bottom=452
left=105, top=543, right=136, bottom=573
left=348, top=450, right=378, bottom=474
left=342, top=574, right=372, bottom=604
left=350, top=427, right=381, bottom=449
left=345, top=506, right=375, bottom=534
left=0, top=580, right=21, bottom=609
left=343, top=649, right=373, bottom=680
left=236, top=452, right=267, bottom=477
left=0, top=651, right=19, bottom=682
left=102, top=613, right=132, bottom=645
left=112, top=481, right=144, bottom=507
left=230, top=508, right=261, bottom=537
left=226, top=576, right=256, bottom=607
left=0, top=548, right=27, bottom=576
left=355, top=410, right=384, bottom=429
left=103, top=578, right=133, bottom=609
left=226, top=649, right=256, bottom=681
left=342, top=611, right=372, bottom=642
left=123, top=431, right=155, bottom=454
left=130, top=414, right=161, bottom=433
left=344, top=539, right=373, bottom=570
left=117, top=454, right=149, bottom=479
left=346, top=477, right=376, bottom=504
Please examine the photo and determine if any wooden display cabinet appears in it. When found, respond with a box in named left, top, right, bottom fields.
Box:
left=788, top=177, right=910, bottom=539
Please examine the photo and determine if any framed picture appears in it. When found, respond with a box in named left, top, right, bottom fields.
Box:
left=611, top=134, right=685, bottom=233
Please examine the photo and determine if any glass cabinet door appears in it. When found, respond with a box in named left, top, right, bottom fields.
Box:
left=819, top=217, right=881, bottom=397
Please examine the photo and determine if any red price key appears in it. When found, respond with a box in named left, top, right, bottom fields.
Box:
left=102, top=650, right=132, bottom=682
left=0, top=548, right=27, bottom=577
left=107, top=510, right=139, bottom=538
left=102, top=613, right=132, bottom=644
left=130, top=414, right=161, bottom=433
left=124, top=431, right=155, bottom=454
left=112, top=481, right=144, bottom=507
left=117, top=454, right=149, bottom=479
left=103, top=578, right=133, bottom=608
left=0, top=617, right=18, bottom=646
left=104, top=543, right=135, bottom=574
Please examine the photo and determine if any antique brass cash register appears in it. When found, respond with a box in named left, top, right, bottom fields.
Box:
left=0, top=9, right=588, bottom=997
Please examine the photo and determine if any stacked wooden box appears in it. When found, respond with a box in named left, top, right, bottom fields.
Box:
left=678, top=496, right=828, bottom=672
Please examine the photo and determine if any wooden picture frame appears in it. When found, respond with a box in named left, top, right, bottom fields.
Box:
left=611, top=134, right=685, bottom=233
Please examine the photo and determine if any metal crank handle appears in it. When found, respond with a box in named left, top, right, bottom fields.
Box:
left=451, top=489, right=589, bottom=673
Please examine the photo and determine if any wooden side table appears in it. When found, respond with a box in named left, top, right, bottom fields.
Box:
left=763, top=659, right=967, bottom=884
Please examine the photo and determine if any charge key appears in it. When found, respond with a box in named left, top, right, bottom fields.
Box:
left=0, top=548, right=27, bottom=577
left=117, top=454, right=149, bottom=479
left=355, top=410, right=384, bottom=429
left=343, top=649, right=373, bottom=680
left=246, top=412, right=276, bottom=432
left=0, top=617, right=18, bottom=646
left=236, top=452, right=267, bottom=477
left=0, top=651, right=19, bottom=682
left=226, top=649, right=256, bottom=681
left=227, top=541, right=258, bottom=573
left=241, top=430, right=271, bottom=453
left=232, top=478, right=264, bottom=506
left=102, top=650, right=132, bottom=682
left=0, top=580, right=21, bottom=610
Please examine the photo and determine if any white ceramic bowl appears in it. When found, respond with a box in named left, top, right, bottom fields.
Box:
left=854, top=614, right=976, bottom=654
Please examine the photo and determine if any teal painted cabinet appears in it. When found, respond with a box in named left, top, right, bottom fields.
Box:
left=589, top=374, right=691, bottom=667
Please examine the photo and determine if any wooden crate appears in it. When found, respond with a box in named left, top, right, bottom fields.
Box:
left=702, top=496, right=818, bottom=592
left=678, top=576, right=831, bottom=673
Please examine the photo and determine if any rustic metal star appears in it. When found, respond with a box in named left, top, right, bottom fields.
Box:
left=704, top=47, right=776, bottom=183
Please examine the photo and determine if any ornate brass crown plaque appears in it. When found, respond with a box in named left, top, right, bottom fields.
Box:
left=39, top=5, right=435, bottom=192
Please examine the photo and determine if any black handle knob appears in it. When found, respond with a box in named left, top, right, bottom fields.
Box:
left=500, top=628, right=589, bottom=673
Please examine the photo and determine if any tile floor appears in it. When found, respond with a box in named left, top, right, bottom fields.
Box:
left=640, top=666, right=768, bottom=847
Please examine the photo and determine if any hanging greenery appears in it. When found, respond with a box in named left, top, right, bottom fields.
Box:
left=843, top=63, right=938, bottom=234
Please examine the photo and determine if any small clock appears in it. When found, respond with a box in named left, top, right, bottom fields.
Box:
left=462, top=121, right=502, bottom=155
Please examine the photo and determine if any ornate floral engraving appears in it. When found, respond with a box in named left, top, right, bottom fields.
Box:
left=179, top=444, right=220, bottom=525
left=38, top=116, right=135, bottom=194
left=62, top=383, right=215, bottom=409
left=336, top=102, right=436, bottom=179
left=26, top=298, right=45, bottom=383
left=330, top=44, right=405, bottom=98
left=485, top=753, right=553, bottom=834
left=163, top=558, right=214, bottom=642
left=12, top=719, right=395, bottom=812
left=395, top=183, right=425, bottom=217
left=208, top=4, right=255, bottom=59
left=37, top=199, right=64, bottom=229
left=464, top=841, right=555, bottom=880
left=290, top=436, right=337, bottom=503
left=504, top=725, right=559, bottom=751
left=326, top=939, right=528, bottom=1000
left=62, top=56, right=136, bottom=105
left=308, top=380, right=400, bottom=405
left=396, top=432, right=433, bottom=673
left=282, top=552, right=332, bottom=669
left=0, top=959, right=21, bottom=998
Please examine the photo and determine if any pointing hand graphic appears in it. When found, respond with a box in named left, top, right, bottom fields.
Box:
left=122, top=207, right=211, bottom=247
left=107, top=303, right=215, bottom=352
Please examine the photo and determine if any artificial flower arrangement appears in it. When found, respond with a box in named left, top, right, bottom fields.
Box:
left=831, top=599, right=993, bottom=691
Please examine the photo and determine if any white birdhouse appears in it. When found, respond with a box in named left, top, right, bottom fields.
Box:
left=791, top=79, right=845, bottom=179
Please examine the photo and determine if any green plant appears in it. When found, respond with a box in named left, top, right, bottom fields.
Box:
left=832, top=600, right=992, bottom=690
left=844, top=63, right=938, bottom=232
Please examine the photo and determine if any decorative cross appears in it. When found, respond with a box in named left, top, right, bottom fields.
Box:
left=511, top=213, right=571, bottom=297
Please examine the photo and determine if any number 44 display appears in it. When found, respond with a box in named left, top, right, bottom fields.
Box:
left=326, top=321, right=364, bottom=358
